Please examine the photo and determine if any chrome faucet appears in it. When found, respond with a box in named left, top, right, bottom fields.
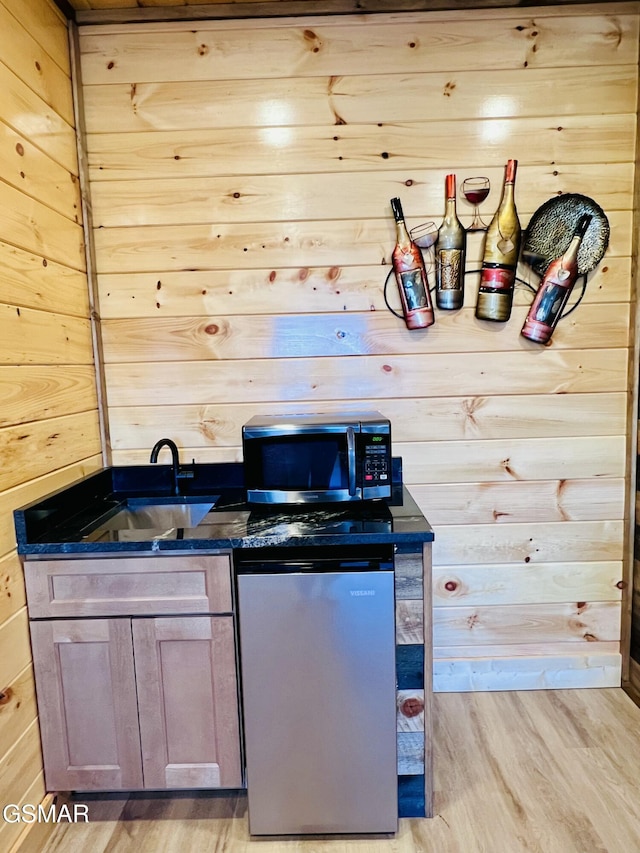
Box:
left=150, top=438, right=182, bottom=496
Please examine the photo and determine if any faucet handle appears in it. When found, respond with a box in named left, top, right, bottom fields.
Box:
left=177, top=459, right=196, bottom=480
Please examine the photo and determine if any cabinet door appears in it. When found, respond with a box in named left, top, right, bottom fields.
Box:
left=30, top=619, right=143, bottom=791
left=133, top=616, right=242, bottom=789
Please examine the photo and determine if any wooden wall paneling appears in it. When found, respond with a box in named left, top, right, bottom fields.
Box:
left=85, top=115, right=638, bottom=182
left=5, top=792, right=54, bottom=853
left=89, top=164, right=634, bottom=228
left=0, top=181, right=84, bottom=270
left=0, top=665, right=38, bottom=765
left=434, top=641, right=621, bottom=658
left=412, top=480, right=626, bottom=525
left=397, top=600, right=424, bottom=644
left=0, top=412, right=102, bottom=493
left=433, top=601, right=621, bottom=646
left=89, top=209, right=632, bottom=273
left=80, top=3, right=637, bottom=693
left=78, top=11, right=638, bottom=84
left=80, top=65, right=639, bottom=133
left=0, top=0, right=100, bottom=837
left=95, top=257, right=631, bottom=319
left=0, top=242, right=89, bottom=317
left=0, top=366, right=99, bottom=427
left=0, top=2, right=74, bottom=124
left=0, top=725, right=46, bottom=852
left=0, top=611, right=32, bottom=690
left=99, top=304, right=630, bottom=361
left=0, top=553, right=27, bottom=626
left=0, top=62, right=78, bottom=174
left=0, top=0, right=70, bottom=71
left=109, top=443, right=626, bottom=469
left=433, top=562, right=623, bottom=606
left=0, top=306, right=93, bottom=364
left=111, top=447, right=242, bottom=465
left=433, top=521, right=625, bottom=566
left=106, top=393, right=627, bottom=449
left=102, top=350, right=629, bottom=406
left=395, top=550, right=422, bottom=600
left=397, top=689, right=425, bottom=732
left=398, top=436, right=626, bottom=483
left=410, top=601, right=620, bottom=653
left=0, top=121, right=82, bottom=222
left=433, top=652, right=622, bottom=692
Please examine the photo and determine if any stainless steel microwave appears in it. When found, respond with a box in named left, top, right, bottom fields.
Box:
left=242, top=412, right=392, bottom=504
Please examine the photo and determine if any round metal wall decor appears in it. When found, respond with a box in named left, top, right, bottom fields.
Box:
left=522, top=193, right=610, bottom=277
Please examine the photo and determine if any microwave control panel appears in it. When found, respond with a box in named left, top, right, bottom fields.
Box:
left=361, top=435, right=391, bottom=486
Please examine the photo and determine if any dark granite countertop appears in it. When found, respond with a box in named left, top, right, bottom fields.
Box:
left=14, top=463, right=433, bottom=556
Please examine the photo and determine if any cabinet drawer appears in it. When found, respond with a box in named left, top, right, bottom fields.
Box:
left=24, top=554, right=232, bottom=618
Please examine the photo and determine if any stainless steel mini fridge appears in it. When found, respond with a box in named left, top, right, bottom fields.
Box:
left=236, top=551, right=398, bottom=835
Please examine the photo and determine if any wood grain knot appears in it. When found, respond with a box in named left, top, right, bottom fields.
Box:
left=303, top=29, right=321, bottom=52
left=400, top=697, right=424, bottom=718
left=0, top=688, right=12, bottom=706
left=204, top=324, right=219, bottom=335
left=444, top=581, right=457, bottom=592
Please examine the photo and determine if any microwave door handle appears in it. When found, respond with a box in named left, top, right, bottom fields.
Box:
left=347, top=426, right=357, bottom=496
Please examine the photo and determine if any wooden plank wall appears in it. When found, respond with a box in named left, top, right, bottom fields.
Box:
left=78, top=2, right=639, bottom=691
left=0, top=1, right=102, bottom=848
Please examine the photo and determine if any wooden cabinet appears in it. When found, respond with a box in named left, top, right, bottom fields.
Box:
left=25, top=553, right=242, bottom=793
left=133, top=615, right=241, bottom=789
left=30, top=617, right=143, bottom=791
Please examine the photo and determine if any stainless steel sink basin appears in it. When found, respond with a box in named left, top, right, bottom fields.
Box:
left=84, top=497, right=219, bottom=535
left=106, top=502, right=215, bottom=530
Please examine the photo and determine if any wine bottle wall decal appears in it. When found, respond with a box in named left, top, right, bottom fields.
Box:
left=435, top=174, right=466, bottom=310
left=475, top=159, right=522, bottom=323
left=521, top=213, right=592, bottom=344
left=390, top=197, right=435, bottom=330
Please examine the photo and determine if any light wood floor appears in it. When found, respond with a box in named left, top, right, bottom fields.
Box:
left=26, top=689, right=640, bottom=853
